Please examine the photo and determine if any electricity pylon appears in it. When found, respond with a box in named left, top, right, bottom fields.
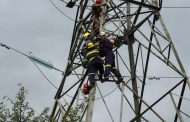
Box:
left=51, top=0, right=190, bottom=121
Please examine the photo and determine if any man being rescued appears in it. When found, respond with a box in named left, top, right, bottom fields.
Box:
left=99, top=32, right=123, bottom=83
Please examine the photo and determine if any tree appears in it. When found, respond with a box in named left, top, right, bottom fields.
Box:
left=0, top=102, right=10, bottom=122
left=0, top=83, right=50, bottom=122
left=33, top=107, right=50, bottom=122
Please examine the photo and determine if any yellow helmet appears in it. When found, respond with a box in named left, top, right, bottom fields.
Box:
left=87, top=42, right=95, bottom=49
left=83, top=32, right=90, bottom=39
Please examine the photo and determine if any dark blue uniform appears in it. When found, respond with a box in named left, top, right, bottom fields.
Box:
left=99, top=37, right=123, bottom=81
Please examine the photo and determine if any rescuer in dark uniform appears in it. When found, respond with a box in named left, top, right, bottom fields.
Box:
left=99, top=32, right=123, bottom=83
left=86, top=42, right=104, bottom=84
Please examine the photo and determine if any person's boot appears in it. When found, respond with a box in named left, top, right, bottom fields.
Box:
left=98, top=74, right=103, bottom=82
left=102, top=75, right=109, bottom=83
left=116, top=76, right=123, bottom=84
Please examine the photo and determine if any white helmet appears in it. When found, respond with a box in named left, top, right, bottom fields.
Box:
left=108, top=36, right=117, bottom=44
left=100, top=31, right=106, bottom=36
left=108, top=35, right=116, bottom=40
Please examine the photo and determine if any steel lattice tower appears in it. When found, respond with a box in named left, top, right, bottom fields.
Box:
left=50, top=0, right=190, bottom=121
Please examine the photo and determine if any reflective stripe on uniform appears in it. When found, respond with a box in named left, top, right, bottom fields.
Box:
left=112, top=67, right=116, bottom=69
left=83, top=59, right=88, bottom=62
left=89, top=57, right=96, bottom=63
left=86, top=49, right=99, bottom=57
left=82, top=47, right=87, bottom=49
left=105, top=64, right=112, bottom=67
left=88, top=73, right=95, bottom=76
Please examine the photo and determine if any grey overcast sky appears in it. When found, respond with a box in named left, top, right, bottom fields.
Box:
left=0, top=0, right=190, bottom=121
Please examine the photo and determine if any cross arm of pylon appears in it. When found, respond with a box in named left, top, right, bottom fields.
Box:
left=122, top=0, right=161, bottom=11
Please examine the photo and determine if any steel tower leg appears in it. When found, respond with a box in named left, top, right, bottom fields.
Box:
left=126, top=2, right=141, bottom=122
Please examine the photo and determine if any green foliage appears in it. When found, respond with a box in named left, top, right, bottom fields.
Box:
left=64, top=107, right=79, bottom=122
left=33, top=107, right=50, bottom=122
left=0, top=102, right=10, bottom=122
left=0, top=83, right=50, bottom=122
left=9, top=84, right=34, bottom=122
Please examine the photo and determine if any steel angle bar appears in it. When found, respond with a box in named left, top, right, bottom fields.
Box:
left=153, top=28, right=168, bottom=41
left=69, top=18, right=83, bottom=54
left=147, top=19, right=162, bottom=51
left=71, top=33, right=84, bottom=61
left=73, top=70, right=82, bottom=79
left=174, top=80, right=187, bottom=122
left=169, top=93, right=184, bottom=122
left=180, top=110, right=190, bottom=119
left=79, top=106, right=87, bottom=122
left=134, top=43, right=141, bottom=81
left=109, top=1, right=160, bottom=54
left=109, top=2, right=128, bottom=31
left=56, top=99, right=66, bottom=116
left=122, top=0, right=160, bottom=11
left=109, top=1, right=146, bottom=37
left=107, top=2, right=126, bottom=13
left=60, top=72, right=87, bottom=98
left=133, top=10, right=154, bottom=16
left=55, top=109, right=61, bottom=121
left=106, top=16, right=125, bottom=35
left=119, top=83, right=124, bottom=122
left=126, top=4, right=141, bottom=119
left=79, top=0, right=88, bottom=19
left=69, top=65, right=82, bottom=73
left=127, top=12, right=155, bottom=35
left=51, top=101, right=59, bottom=121
left=159, top=0, right=163, bottom=8
left=166, top=44, right=171, bottom=65
left=123, top=82, right=164, bottom=122
left=148, top=20, right=168, bottom=41
left=114, top=10, right=154, bottom=19
left=158, top=13, right=190, bottom=90
left=63, top=75, right=87, bottom=120
left=82, top=12, right=92, bottom=25
left=55, top=62, right=73, bottom=98
left=161, top=43, right=170, bottom=54
left=117, top=84, right=149, bottom=122
left=52, top=66, right=86, bottom=118
left=132, top=21, right=185, bottom=77
left=116, top=51, right=131, bottom=73
left=69, top=23, right=83, bottom=59
left=140, top=45, right=145, bottom=74
left=134, top=37, right=184, bottom=76
left=70, top=6, right=80, bottom=52
left=107, top=10, right=153, bottom=21
left=69, top=1, right=89, bottom=59
left=138, top=16, right=156, bottom=116
left=129, top=78, right=185, bottom=122
left=132, top=0, right=145, bottom=28
left=60, top=79, right=82, bottom=98
left=171, top=93, right=190, bottom=102
left=117, top=51, right=144, bottom=84
left=96, top=84, right=114, bottom=122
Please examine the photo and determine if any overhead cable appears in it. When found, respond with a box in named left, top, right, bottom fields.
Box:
left=48, top=0, right=75, bottom=21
